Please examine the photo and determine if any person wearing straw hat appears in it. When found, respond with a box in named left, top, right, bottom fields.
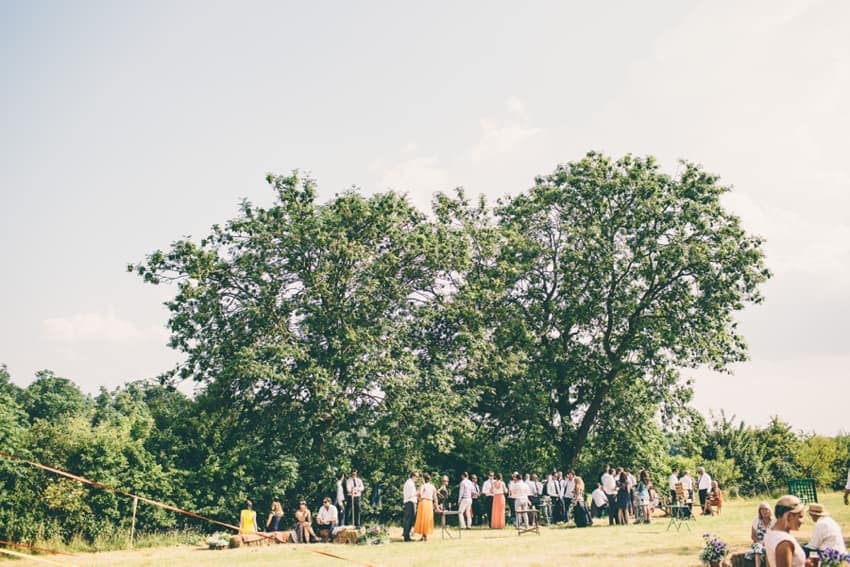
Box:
left=844, top=466, right=850, bottom=506
left=764, top=495, right=812, bottom=567
left=805, top=502, right=846, bottom=555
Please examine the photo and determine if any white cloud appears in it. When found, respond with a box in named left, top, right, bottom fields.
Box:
left=42, top=309, right=168, bottom=344
left=377, top=154, right=449, bottom=213
left=723, top=192, right=850, bottom=285
left=469, top=97, right=542, bottom=162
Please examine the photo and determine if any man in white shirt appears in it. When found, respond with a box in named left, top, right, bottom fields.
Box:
left=346, top=469, right=364, bottom=527
left=458, top=472, right=475, bottom=529
left=482, top=471, right=495, bottom=527
left=806, top=503, right=846, bottom=554
left=601, top=467, right=618, bottom=525
left=402, top=471, right=418, bottom=541
left=509, top=472, right=531, bottom=528
left=316, top=497, right=339, bottom=540
left=591, top=483, right=608, bottom=519
left=527, top=473, right=543, bottom=509
left=680, top=470, right=694, bottom=507
left=563, top=471, right=576, bottom=522
left=668, top=468, right=679, bottom=503
left=696, top=467, right=712, bottom=515
left=470, top=474, right=482, bottom=526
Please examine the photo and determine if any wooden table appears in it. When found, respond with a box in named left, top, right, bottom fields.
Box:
left=516, top=509, right=540, bottom=535
left=666, top=504, right=692, bottom=531
left=440, top=510, right=461, bottom=539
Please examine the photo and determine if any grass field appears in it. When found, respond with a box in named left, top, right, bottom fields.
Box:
left=3, top=492, right=849, bottom=567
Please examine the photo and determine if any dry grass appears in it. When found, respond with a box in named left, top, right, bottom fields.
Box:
left=4, top=492, right=848, bottom=567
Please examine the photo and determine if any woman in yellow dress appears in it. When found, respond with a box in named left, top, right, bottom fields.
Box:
left=414, top=472, right=436, bottom=541
left=239, top=500, right=258, bottom=534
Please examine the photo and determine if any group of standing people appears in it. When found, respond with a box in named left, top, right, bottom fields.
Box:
left=401, top=468, right=595, bottom=542
left=591, top=466, right=658, bottom=525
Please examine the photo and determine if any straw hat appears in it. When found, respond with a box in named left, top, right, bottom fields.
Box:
left=807, top=503, right=829, bottom=519
left=775, top=495, right=805, bottom=516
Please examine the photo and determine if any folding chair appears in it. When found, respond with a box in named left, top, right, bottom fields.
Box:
left=667, top=483, right=692, bottom=532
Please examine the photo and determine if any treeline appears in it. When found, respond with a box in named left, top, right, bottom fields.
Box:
left=2, top=366, right=848, bottom=546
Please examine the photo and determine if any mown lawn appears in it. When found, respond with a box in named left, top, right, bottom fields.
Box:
left=4, top=492, right=849, bottom=566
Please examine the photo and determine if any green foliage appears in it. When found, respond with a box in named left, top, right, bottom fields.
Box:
left=19, top=370, right=92, bottom=423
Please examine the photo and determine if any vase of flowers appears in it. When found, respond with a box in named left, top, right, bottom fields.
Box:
left=818, top=548, right=850, bottom=567
left=356, top=524, right=389, bottom=545
left=699, top=533, right=729, bottom=566
left=205, top=532, right=229, bottom=550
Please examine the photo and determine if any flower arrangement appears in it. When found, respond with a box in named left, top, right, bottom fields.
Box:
left=356, top=524, right=389, bottom=545
left=205, top=532, right=229, bottom=550
left=699, top=533, right=729, bottom=564
left=818, top=548, right=850, bottom=567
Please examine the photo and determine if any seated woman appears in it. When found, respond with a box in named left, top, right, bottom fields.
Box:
left=294, top=500, right=319, bottom=543
left=266, top=500, right=284, bottom=532
left=703, top=480, right=723, bottom=515
left=238, top=500, right=258, bottom=535
left=745, top=502, right=774, bottom=567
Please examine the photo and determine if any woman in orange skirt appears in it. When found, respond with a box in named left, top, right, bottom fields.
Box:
left=414, top=472, right=436, bottom=541
left=491, top=473, right=506, bottom=529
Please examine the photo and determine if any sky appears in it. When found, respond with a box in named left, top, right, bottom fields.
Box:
left=1, top=0, right=848, bottom=435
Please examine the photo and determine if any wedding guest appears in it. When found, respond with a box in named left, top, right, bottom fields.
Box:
left=239, top=500, right=258, bottom=535
left=844, top=466, right=850, bottom=505
left=265, top=500, right=284, bottom=531
left=490, top=473, right=507, bottom=529
left=294, top=500, right=319, bottom=543
left=509, top=472, right=530, bottom=528
left=668, top=468, right=679, bottom=503
left=601, top=467, right=618, bottom=525
left=697, top=467, right=713, bottom=515
left=414, top=472, right=436, bottom=541
left=616, top=471, right=631, bottom=525
left=470, top=474, right=482, bottom=526
left=805, top=503, right=846, bottom=554
left=482, top=471, right=495, bottom=527
left=746, top=502, right=774, bottom=567
left=703, top=480, right=723, bottom=515
left=637, top=471, right=651, bottom=524
left=591, top=483, right=608, bottom=519
left=336, top=472, right=347, bottom=525
left=458, top=472, right=474, bottom=529
left=316, top=497, right=339, bottom=540
left=346, top=470, right=364, bottom=527
left=764, top=495, right=809, bottom=567
left=437, top=475, right=451, bottom=513
left=402, top=471, right=418, bottom=542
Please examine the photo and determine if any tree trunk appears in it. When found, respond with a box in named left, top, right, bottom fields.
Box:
left=567, top=368, right=619, bottom=467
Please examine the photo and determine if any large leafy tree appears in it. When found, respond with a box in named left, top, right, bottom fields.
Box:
left=449, top=153, right=770, bottom=466
left=132, top=173, right=467, bottom=507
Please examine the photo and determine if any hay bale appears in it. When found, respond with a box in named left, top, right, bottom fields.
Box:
left=335, top=529, right=359, bottom=544
left=229, top=535, right=242, bottom=548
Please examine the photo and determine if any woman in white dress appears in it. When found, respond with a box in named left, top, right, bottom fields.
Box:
left=764, top=495, right=812, bottom=567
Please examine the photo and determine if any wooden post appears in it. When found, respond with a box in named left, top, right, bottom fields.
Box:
left=129, top=496, right=139, bottom=548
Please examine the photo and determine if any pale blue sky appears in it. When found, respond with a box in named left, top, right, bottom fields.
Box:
left=2, top=0, right=848, bottom=434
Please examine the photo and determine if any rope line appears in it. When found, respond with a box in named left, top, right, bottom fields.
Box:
left=0, top=451, right=371, bottom=564
left=0, top=451, right=239, bottom=531
left=0, top=547, right=77, bottom=566
left=0, top=539, right=74, bottom=556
